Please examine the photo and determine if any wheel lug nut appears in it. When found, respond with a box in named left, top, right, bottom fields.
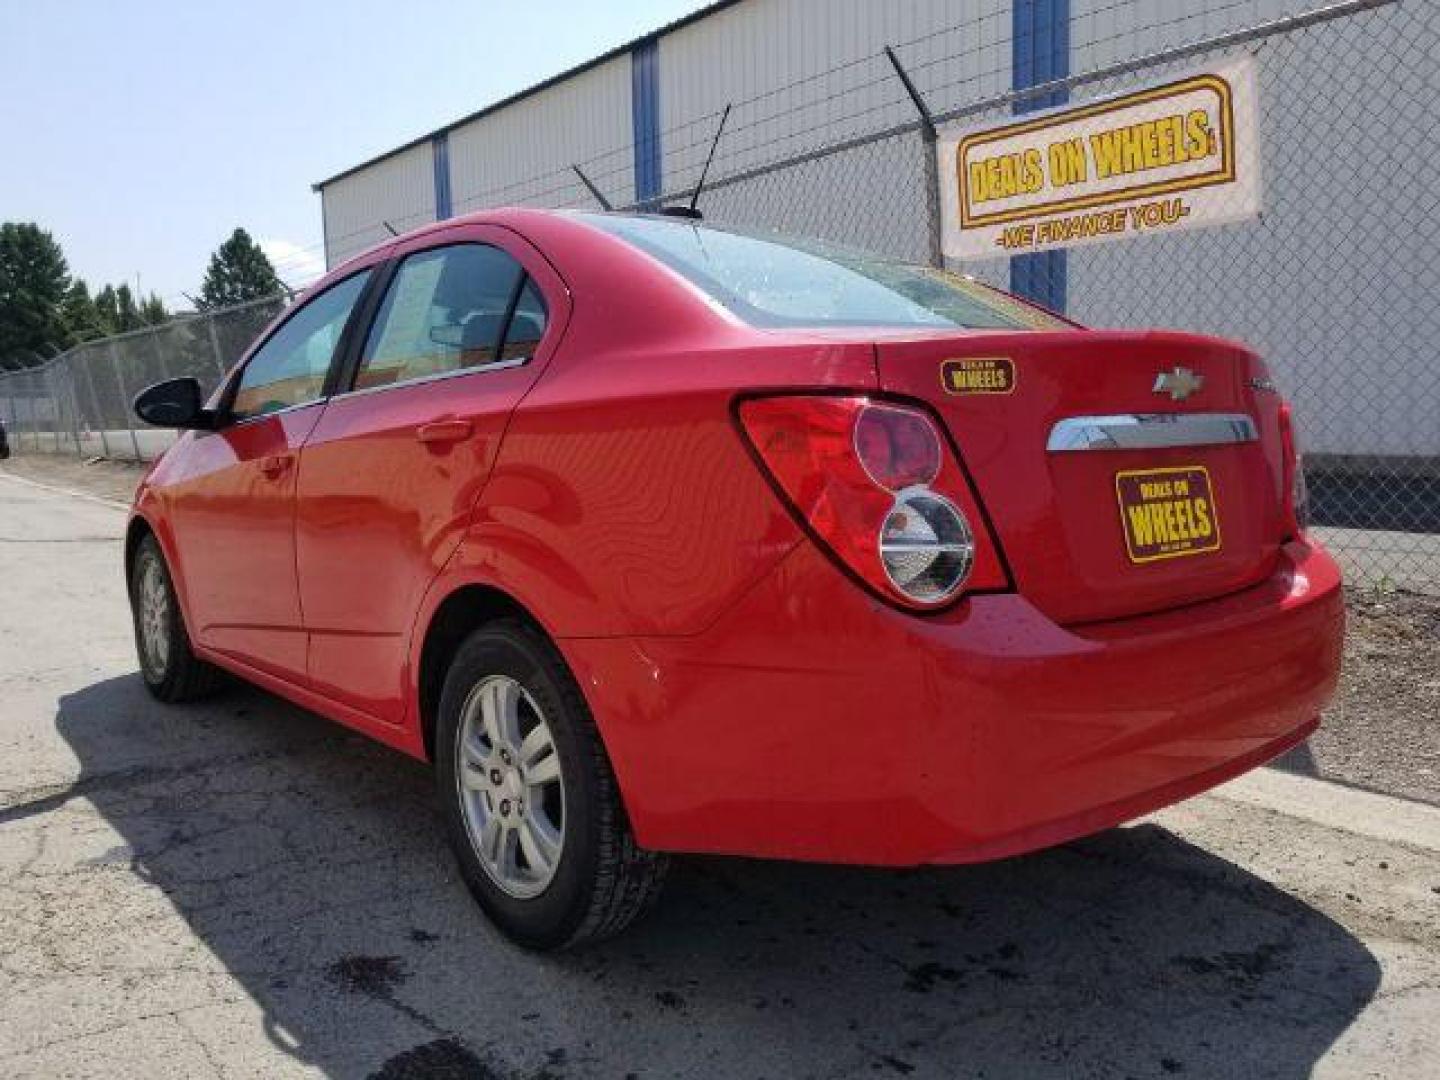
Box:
left=499, top=799, right=511, bottom=816
left=490, top=769, right=503, bottom=785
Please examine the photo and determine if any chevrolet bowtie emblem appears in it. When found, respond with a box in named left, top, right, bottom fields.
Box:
left=1153, top=366, right=1205, bottom=401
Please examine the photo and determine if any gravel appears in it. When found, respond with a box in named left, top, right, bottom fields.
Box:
left=1278, top=587, right=1440, bottom=805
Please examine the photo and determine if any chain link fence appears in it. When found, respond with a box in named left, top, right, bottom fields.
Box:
left=630, top=0, right=1438, bottom=593
left=0, top=295, right=286, bottom=462
left=2, top=0, right=1434, bottom=592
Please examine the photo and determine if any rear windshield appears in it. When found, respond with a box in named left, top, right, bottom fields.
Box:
left=575, top=213, right=1067, bottom=331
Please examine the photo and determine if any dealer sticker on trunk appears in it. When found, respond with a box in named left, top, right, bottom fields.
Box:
left=1115, top=465, right=1221, bottom=563
left=941, top=357, right=1016, bottom=395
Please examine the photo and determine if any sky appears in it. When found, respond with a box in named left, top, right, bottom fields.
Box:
left=0, top=0, right=709, bottom=310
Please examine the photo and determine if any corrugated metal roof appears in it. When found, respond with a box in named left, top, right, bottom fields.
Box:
left=312, top=0, right=742, bottom=192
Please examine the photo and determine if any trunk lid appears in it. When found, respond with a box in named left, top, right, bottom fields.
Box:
left=873, top=329, right=1289, bottom=624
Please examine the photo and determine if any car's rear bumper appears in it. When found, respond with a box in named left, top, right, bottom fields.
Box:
left=561, top=537, right=1343, bottom=865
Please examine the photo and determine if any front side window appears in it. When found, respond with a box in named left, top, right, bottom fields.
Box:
left=576, top=213, right=1068, bottom=331
left=231, top=271, right=370, bottom=420
left=355, top=244, right=534, bottom=391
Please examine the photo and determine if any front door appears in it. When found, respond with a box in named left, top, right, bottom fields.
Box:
left=295, top=227, right=566, bottom=724
left=167, top=269, right=373, bottom=679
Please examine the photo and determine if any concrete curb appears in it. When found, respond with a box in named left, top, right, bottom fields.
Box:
left=1213, top=767, right=1440, bottom=853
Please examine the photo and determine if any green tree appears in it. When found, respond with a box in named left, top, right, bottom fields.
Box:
left=115, top=284, right=150, bottom=332
left=140, top=293, right=168, bottom=326
left=0, top=222, right=72, bottom=365
left=73, top=281, right=169, bottom=338
left=60, top=280, right=106, bottom=343
left=94, top=285, right=119, bottom=334
left=198, top=228, right=282, bottom=309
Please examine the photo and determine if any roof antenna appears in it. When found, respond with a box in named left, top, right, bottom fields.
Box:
left=572, top=164, right=613, bottom=211
left=690, top=103, right=731, bottom=212
left=661, top=103, right=731, bottom=220
left=382, top=220, right=399, bottom=237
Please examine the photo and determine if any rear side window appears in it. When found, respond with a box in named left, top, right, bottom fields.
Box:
left=231, top=270, right=370, bottom=420
left=577, top=213, right=1066, bottom=331
left=499, top=279, right=547, bottom=363
left=355, top=244, right=537, bottom=391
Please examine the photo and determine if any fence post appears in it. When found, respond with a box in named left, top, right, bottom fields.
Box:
left=27, top=373, right=41, bottom=452
left=3, top=379, right=19, bottom=450
left=108, top=342, right=143, bottom=461
left=16, top=375, right=30, bottom=451
left=78, top=354, right=111, bottom=458
left=205, top=313, right=229, bottom=382
left=62, top=360, right=84, bottom=458
left=884, top=46, right=943, bottom=269
left=45, top=364, right=63, bottom=453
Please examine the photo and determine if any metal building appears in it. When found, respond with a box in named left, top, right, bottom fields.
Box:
left=313, top=0, right=1439, bottom=476
left=314, top=0, right=1014, bottom=269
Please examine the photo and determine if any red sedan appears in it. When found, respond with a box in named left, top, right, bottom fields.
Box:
left=128, top=209, right=1343, bottom=949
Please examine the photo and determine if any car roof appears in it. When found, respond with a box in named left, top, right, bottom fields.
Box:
left=323, top=207, right=608, bottom=275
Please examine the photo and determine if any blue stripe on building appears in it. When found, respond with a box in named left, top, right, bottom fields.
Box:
left=631, top=38, right=662, bottom=207
left=1010, top=0, right=1069, bottom=313
left=432, top=132, right=453, bottom=219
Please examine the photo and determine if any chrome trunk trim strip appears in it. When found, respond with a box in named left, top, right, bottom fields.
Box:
left=1047, top=413, right=1258, bottom=452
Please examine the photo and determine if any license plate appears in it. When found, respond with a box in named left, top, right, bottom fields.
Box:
left=1115, top=465, right=1222, bottom=563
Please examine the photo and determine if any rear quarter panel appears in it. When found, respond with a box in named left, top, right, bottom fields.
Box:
left=443, top=335, right=879, bottom=637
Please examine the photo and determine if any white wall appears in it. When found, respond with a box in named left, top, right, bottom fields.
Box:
left=1065, top=0, right=1438, bottom=456
left=1070, top=0, right=1332, bottom=72
left=656, top=0, right=1010, bottom=263
left=448, top=54, right=635, bottom=216
left=321, top=142, right=436, bottom=267
left=658, top=0, right=1011, bottom=196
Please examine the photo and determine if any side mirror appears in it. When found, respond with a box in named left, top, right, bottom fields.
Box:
left=133, top=377, right=215, bottom=430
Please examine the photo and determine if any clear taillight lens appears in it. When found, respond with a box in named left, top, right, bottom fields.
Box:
left=737, top=395, right=1006, bottom=608
left=880, top=489, right=975, bottom=602
left=1292, top=457, right=1311, bottom=532
left=1278, top=402, right=1309, bottom=535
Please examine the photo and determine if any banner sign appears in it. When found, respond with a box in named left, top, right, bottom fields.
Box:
left=937, top=57, right=1261, bottom=260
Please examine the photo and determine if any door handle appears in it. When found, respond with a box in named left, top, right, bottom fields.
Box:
left=259, top=453, right=292, bottom=479
left=416, top=419, right=473, bottom=445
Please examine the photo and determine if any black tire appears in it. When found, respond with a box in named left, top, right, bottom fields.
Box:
left=129, top=534, right=224, bottom=703
left=435, top=618, right=668, bottom=950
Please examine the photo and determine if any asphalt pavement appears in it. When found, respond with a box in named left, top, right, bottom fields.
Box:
left=2, top=470, right=1438, bottom=1079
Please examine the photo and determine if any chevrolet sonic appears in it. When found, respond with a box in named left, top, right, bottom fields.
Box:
left=126, top=209, right=1343, bottom=949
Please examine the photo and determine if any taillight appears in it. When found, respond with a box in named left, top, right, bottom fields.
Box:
left=737, top=395, right=1007, bottom=609
left=1278, top=401, right=1310, bottom=536
left=853, top=404, right=941, bottom=489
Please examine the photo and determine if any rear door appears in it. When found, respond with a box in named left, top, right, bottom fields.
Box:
left=165, top=269, right=373, bottom=678
left=874, top=329, right=1289, bottom=624
left=294, top=225, right=568, bottom=724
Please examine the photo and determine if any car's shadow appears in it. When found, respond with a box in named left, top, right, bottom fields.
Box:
left=32, top=674, right=1379, bottom=1079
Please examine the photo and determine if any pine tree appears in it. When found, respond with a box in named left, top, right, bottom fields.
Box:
left=198, top=228, right=283, bottom=310
left=0, top=222, right=72, bottom=365
left=94, top=285, right=119, bottom=333
left=116, top=284, right=143, bottom=332
left=140, top=293, right=168, bottom=326
left=60, top=280, right=106, bottom=343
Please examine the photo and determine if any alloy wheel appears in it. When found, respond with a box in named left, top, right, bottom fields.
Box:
left=138, top=557, right=171, bottom=675
left=455, top=674, right=567, bottom=899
